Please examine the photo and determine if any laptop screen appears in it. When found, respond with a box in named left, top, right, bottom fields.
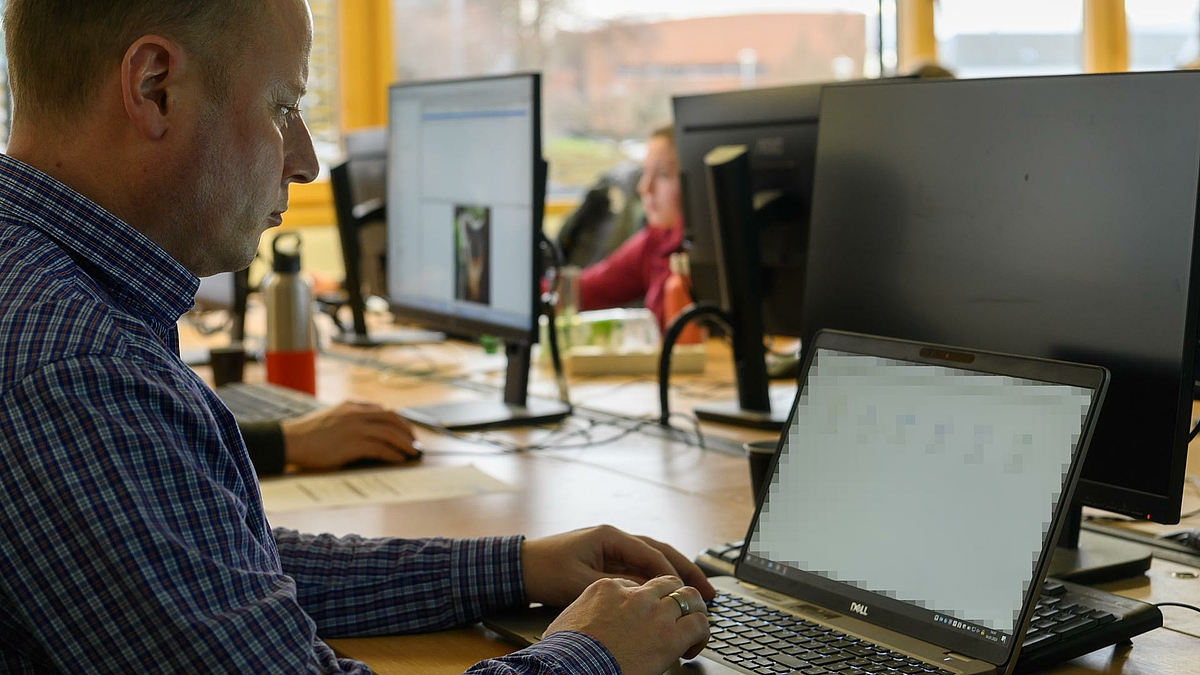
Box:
left=742, top=346, right=1097, bottom=660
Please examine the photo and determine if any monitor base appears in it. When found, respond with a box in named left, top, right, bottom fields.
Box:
left=694, top=400, right=790, bottom=431
left=332, top=328, right=446, bottom=347
left=1048, top=530, right=1153, bottom=584
left=403, top=398, right=571, bottom=432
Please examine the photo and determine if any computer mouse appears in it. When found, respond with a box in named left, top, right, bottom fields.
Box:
left=1157, top=528, right=1200, bottom=551
left=341, top=450, right=423, bottom=471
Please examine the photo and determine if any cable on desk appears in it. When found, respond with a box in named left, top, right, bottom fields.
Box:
left=658, top=303, right=731, bottom=426
left=1190, top=419, right=1200, bottom=442
left=538, top=235, right=571, bottom=407
left=660, top=412, right=708, bottom=450
left=418, top=411, right=710, bottom=455
left=182, top=309, right=232, bottom=337
left=1154, top=602, right=1200, bottom=615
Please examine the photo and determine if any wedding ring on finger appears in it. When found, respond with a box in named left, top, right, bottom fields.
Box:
left=667, top=590, right=692, bottom=617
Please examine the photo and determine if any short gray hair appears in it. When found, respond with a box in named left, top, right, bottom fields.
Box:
left=4, top=0, right=266, bottom=124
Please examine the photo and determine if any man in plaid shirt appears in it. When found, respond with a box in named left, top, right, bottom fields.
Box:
left=0, top=1, right=712, bottom=672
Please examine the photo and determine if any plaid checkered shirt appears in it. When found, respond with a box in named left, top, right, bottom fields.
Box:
left=0, top=154, right=619, bottom=675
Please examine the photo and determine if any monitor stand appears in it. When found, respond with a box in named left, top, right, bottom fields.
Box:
left=692, top=349, right=792, bottom=431
left=402, top=340, right=571, bottom=431
left=1047, top=503, right=1153, bottom=584
left=692, top=145, right=790, bottom=432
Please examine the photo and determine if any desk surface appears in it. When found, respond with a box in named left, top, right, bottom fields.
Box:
left=187, top=323, right=1200, bottom=675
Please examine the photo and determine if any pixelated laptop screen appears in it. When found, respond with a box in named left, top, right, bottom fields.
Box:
left=742, top=342, right=1100, bottom=662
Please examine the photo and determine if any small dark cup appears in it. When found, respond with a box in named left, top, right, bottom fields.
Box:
left=744, top=439, right=779, bottom=504
left=209, top=344, right=246, bottom=387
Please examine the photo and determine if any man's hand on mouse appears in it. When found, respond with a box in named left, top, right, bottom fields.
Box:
left=279, top=401, right=421, bottom=470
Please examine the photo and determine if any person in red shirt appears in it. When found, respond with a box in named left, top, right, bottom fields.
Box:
left=577, top=125, right=683, bottom=330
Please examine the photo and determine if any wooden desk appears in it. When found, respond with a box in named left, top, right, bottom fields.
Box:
left=189, top=330, right=1200, bottom=674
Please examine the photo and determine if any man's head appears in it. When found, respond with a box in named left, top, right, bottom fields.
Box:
left=4, top=1, right=260, bottom=127
left=3, top=0, right=320, bottom=277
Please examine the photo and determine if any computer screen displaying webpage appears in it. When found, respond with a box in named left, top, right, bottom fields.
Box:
left=387, top=77, right=535, bottom=333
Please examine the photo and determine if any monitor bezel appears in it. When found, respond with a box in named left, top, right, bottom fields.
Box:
left=384, top=72, right=543, bottom=344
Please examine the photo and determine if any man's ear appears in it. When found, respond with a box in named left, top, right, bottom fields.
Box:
left=121, top=36, right=186, bottom=140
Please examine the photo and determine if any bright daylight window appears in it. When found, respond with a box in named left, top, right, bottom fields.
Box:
left=391, top=0, right=880, bottom=201
left=935, top=0, right=1083, bottom=79
left=306, top=0, right=341, bottom=168
left=1127, top=0, right=1200, bottom=70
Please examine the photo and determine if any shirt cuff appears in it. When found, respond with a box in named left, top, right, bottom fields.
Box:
left=516, top=631, right=621, bottom=675
left=450, top=535, right=527, bottom=623
left=238, top=420, right=286, bottom=476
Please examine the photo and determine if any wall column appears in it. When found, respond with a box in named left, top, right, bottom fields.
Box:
left=340, top=0, right=394, bottom=130
left=1084, top=0, right=1128, bottom=73
left=897, top=0, right=937, bottom=74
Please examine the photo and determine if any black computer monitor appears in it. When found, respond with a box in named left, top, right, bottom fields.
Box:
left=672, top=82, right=824, bottom=429
left=385, top=72, right=569, bottom=430
left=675, top=82, right=822, bottom=336
left=330, top=126, right=445, bottom=347
left=803, top=71, right=1200, bottom=582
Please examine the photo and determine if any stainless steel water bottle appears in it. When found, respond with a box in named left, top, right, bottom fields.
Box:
left=262, top=232, right=317, bottom=394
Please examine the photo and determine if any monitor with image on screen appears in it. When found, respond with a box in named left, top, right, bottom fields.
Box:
left=385, top=72, right=569, bottom=430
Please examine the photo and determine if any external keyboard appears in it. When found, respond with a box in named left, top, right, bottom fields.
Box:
left=215, top=381, right=325, bottom=424
left=696, top=541, right=1162, bottom=674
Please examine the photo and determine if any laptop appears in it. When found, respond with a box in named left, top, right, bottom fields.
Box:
left=486, top=329, right=1109, bottom=675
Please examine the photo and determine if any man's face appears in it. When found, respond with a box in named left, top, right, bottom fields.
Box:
left=181, top=0, right=319, bottom=276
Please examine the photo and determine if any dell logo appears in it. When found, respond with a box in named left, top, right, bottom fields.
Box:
left=850, top=602, right=869, bottom=617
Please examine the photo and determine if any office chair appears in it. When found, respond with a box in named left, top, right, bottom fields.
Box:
left=555, top=164, right=644, bottom=269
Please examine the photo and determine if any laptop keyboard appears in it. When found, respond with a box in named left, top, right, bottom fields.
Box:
left=707, top=592, right=953, bottom=674
left=697, top=541, right=1162, bottom=674
left=215, top=382, right=325, bottom=424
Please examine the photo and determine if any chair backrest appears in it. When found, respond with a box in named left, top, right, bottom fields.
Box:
left=556, top=164, right=644, bottom=268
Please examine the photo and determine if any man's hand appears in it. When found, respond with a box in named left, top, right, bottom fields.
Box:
left=521, top=525, right=716, bottom=609
left=545, top=575, right=709, bottom=675
left=279, top=401, right=422, bottom=470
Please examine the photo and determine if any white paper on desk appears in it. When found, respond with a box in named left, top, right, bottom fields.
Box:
left=259, top=464, right=515, bottom=513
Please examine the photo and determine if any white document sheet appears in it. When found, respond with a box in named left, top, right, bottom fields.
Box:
left=259, top=464, right=515, bottom=513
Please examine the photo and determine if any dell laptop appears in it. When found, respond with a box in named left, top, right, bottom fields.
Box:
left=487, top=329, right=1109, bottom=675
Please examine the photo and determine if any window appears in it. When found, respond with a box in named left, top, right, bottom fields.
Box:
left=306, top=0, right=341, bottom=168
left=391, top=0, right=880, bottom=199
left=935, top=1, right=1084, bottom=78
left=1127, top=0, right=1200, bottom=70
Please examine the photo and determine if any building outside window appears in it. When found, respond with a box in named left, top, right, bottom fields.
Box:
left=935, top=1, right=1084, bottom=79
left=391, top=0, right=880, bottom=199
